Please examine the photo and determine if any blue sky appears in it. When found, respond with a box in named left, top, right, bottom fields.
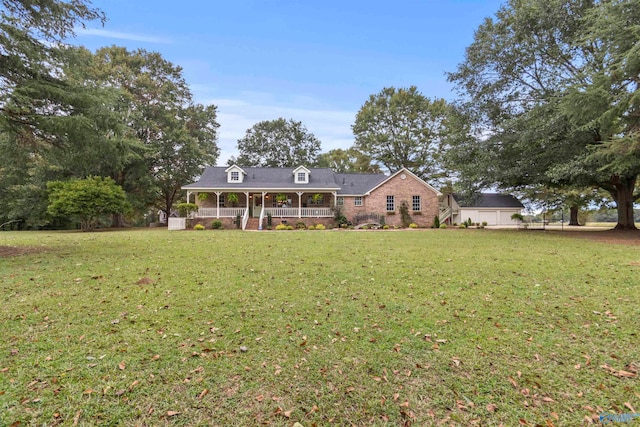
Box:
left=73, top=0, right=504, bottom=164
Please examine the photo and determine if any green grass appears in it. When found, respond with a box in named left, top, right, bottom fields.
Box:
left=1, top=229, right=638, bottom=426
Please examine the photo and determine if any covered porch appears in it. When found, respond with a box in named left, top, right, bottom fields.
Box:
left=187, top=190, right=336, bottom=220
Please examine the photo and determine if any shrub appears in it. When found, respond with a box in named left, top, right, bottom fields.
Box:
left=326, top=224, right=333, bottom=230
left=439, top=224, right=447, bottom=229
left=399, top=202, right=412, bottom=227
left=211, top=220, right=222, bottom=229
left=275, top=224, right=288, bottom=230
left=482, top=221, right=488, bottom=226
left=307, top=225, right=316, bottom=230
left=409, top=223, right=418, bottom=228
left=177, top=203, right=198, bottom=217
left=315, top=224, right=326, bottom=230
left=433, top=215, right=441, bottom=229
left=287, top=225, right=294, bottom=230
left=459, top=224, right=467, bottom=229
left=383, top=224, right=390, bottom=229
left=295, top=221, right=307, bottom=229
left=511, top=213, right=524, bottom=222
left=267, top=213, right=273, bottom=227
left=193, top=224, right=205, bottom=230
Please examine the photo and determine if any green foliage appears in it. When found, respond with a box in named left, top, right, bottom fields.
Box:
left=307, top=224, right=316, bottom=230
left=399, top=201, right=412, bottom=228
left=46, top=176, right=129, bottom=231
left=266, top=213, right=272, bottom=227
left=198, top=193, right=209, bottom=201
left=275, top=193, right=287, bottom=203
left=315, top=223, right=326, bottom=230
left=177, top=203, right=198, bottom=217
left=295, top=221, right=307, bottom=229
left=511, top=213, right=524, bottom=222
left=193, top=224, right=205, bottom=230
left=275, top=224, right=288, bottom=230
left=316, top=148, right=381, bottom=173
left=383, top=224, right=390, bottom=229
left=230, top=118, right=321, bottom=167
left=439, top=223, right=447, bottom=229
left=433, top=215, right=441, bottom=229
left=409, top=223, right=418, bottom=228
left=482, top=221, right=488, bottom=226
left=211, top=220, right=222, bottom=229
left=226, top=193, right=239, bottom=205
left=353, top=86, right=452, bottom=180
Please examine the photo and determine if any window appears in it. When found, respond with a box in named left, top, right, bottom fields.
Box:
left=412, top=195, right=421, bottom=211
left=354, top=196, right=363, bottom=206
left=230, top=171, right=239, bottom=181
left=386, top=195, right=395, bottom=211
left=337, top=197, right=344, bottom=206
left=297, top=172, right=307, bottom=182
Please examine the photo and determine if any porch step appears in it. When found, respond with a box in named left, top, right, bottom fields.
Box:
left=245, top=217, right=262, bottom=230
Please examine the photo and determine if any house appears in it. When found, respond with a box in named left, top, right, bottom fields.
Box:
left=180, top=165, right=442, bottom=229
left=440, top=193, right=524, bottom=226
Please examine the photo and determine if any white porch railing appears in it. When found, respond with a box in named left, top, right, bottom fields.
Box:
left=196, top=207, right=246, bottom=218
left=241, top=206, right=250, bottom=230
left=264, top=207, right=333, bottom=218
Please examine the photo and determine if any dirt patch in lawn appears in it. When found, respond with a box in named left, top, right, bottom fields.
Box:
left=0, top=245, right=47, bottom=257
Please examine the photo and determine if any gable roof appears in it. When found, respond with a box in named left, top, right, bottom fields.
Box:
left=183, top=166, right=340, bottom=190
left=453, top=193, right=524, bottom=208
left=366, top=168, right=442, bottom=196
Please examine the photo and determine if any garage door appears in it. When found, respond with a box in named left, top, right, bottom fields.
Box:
left=479, top=211, right=497, bottom=225
left=499, top=211, right=516, bottom=225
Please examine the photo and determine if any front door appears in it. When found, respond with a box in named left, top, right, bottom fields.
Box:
left=252, top=194, right=263, bottom=217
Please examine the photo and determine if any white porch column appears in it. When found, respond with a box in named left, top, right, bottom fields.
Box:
left=297, top=192, right=304, bottom=218
left=215, top=192, right=221, bottom=218
left=244, top=192, right=249, bottom=210
left=332, top=191, right=337, bottom=207
left=187, top=191, right=192, bottom=204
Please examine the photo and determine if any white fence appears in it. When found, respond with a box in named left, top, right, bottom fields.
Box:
left=168, top=218, right=186, bottom=231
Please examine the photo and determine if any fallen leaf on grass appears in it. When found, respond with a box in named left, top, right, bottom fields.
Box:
left=486, top=403, right=497, bottom=413
left=118, top=361, right=126, bottom=370
left=625, top=402, right=636, bottom=412
left=600, top=363, right=637, bottom=378
left=166, top=411, right=180, bottom=417
left=508, top=376, right=518, bottom=388
left=73, top=410, right=81, bottom=426
left=198, top=389, right=209, bottom=399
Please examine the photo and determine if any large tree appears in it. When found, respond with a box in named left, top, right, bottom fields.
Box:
left=230, top=118, right=320, bottom=167
left=447, top=0, right=640, bottom=229
left=316, top=148, right=381, bottom=173
left=352, top=86, right=451, bottom=181
left=0, top=0, right=104, bottom=136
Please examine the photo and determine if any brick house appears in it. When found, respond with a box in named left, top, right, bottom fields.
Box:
left=181, top=165, right=442, bottom=230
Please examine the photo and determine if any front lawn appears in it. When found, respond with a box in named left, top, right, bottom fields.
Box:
left=1, top=229, right=638, bottom=426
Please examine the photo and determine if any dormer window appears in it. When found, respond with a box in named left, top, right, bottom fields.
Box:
left=293, top=166, right=310, bottom=184
left=225, top=165, right=246, bottom=183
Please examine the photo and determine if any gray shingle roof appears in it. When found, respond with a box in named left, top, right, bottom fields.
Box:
left=183, top=166, right=342, bottom=190
left=454, top=193, right=524, bottom=208
left=333, top=173, right=388, bottom=195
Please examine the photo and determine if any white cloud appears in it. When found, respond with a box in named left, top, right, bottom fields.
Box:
left=75, top=27, right=171, bottom=44
left=204, top=93, right=356, bottom=165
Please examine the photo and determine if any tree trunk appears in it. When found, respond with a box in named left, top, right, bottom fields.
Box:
left=111, top=213, right=128, bottom=228
left=569, top=205, right=580, bottom=226
left=611, top=176, right=637, bottom=230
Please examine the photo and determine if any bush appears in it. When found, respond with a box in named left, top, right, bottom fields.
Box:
left=194, top=224, right=205, bottom=230
left=307, top=224, right=316, bottom=230
left=383, top=224, right=390, bottom=229
left=275, top=224, right=288, bottom=230
left=433, top=215, right=441, bottom=229
left=315, top=224, right=326, bottom=230
left=177, top=203, right=198, bottom=217
left=295, top=221, right=307, bottom=229
left=439, top=224, right=447, bottom=229
left=459, top=224, right=467, bottom=229
left=409, top=223, right=418, bottom=228
left=482, top=221, right=488, bottom=226
left=287, top=225, right=294, bottom=230
left=211, top=220, right=222, bottom=229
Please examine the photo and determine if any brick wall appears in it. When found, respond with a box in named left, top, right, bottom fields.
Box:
left=342, top=172, right=439, bottom=227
